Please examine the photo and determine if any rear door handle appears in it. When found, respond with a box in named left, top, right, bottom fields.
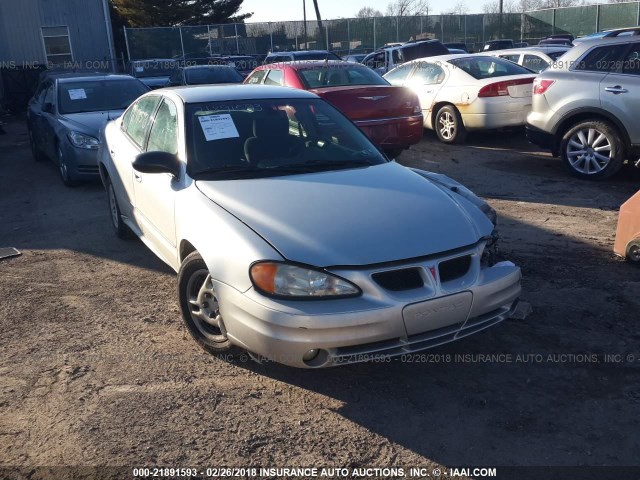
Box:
left=604, top=86, right=628, bottom=94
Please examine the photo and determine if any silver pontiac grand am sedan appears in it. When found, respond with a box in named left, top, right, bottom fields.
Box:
left=99, top=85, right=522, bottom=368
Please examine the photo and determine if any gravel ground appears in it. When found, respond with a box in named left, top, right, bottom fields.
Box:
left=1, top=116, right=639, bottom=479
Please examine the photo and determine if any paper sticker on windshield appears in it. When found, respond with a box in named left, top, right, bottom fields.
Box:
left=68, top=89, right=87, bottom=100
left=198, top=114, right=240, bottom=141
left=135, top=66, right=144, bottom=73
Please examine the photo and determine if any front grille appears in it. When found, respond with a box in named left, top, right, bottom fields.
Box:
left=372, top=268, right=424, bottom=291
left=438, top=255, right=472, bottom=283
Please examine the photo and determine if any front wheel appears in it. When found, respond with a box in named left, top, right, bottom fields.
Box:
left=28, top=128, right=47, bottom=162
left=627, top=242, right=640, bottom=265
left=435, top=105, right=466, bottom=144
left=57, top=144, right=81, bottom=187
left=105, top=176, right=131, bottom=239
left=177, top=252, right=241, bottom=356
left=560, top=120, right=624, bottom=180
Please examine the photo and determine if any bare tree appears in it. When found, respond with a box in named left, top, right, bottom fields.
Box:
left=356, top=6, right=383, bottom=17
left=483, top=0, right=518, bottom=13
left=444, top=1, right=468, bottom=14
left=385, top=0, right=431, bottom=16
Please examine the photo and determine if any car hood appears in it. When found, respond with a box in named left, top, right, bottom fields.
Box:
left=61, top=110, right=125, bottom=136
left=196, top=162, right=492, bottom=266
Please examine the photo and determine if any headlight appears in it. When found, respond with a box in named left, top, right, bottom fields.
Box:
left=479, top=203, right=498, bottom=226
left=250, top=262, right=360, bottom=299
left=68, top=131, right=100, bottom=149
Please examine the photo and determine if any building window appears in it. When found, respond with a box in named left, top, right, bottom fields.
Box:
left=41, top=26, right=73, bottom=65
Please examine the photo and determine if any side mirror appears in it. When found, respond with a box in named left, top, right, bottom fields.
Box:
left=133, top=151, right=181, bottom=178
left=43, top=102, right=54, bottom=113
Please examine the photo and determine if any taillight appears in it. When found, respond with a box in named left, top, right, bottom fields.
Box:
left=478, top=78, right=534, bottom=98
left=533, top=79, right=555, bottom=95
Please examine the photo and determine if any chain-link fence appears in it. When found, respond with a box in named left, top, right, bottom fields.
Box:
left=123, top=2, right=640, bottom=61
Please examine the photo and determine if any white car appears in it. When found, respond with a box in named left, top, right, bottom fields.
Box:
left=485, top=46, right=571, bottom=73
left=97, top=85, right=523, bottom=368
left=384, top=54, right=537, bottom=143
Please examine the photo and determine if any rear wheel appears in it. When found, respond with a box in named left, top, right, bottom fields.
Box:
left=627, top=242, right=640, bottom=265
left=435, top=105, right=466, bottom=144
left=560, top=120, right=624, bottom=180
left=177, top=252, right=241, bottom=356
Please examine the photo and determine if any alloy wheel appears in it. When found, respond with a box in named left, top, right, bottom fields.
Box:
left=187, top=270, right=227, bottom=343
left=108, top=184, right=120, bottom=230
left=438, top=111, right=456, bottom=140
left=58, top=147, right=69, bottom=182
left=566, top=128, right=612, bottom=175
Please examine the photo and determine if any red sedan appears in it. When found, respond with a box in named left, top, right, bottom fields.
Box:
left=244, top=60, right=423, bottom=157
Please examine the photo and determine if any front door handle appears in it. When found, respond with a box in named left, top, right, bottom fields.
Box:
left=604, top=85, right=628, bottom=94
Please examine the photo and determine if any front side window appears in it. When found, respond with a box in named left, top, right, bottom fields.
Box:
left=185, top=99, right=387, bottom=180
left=147, top=99, right=179, bottom=154
left=575, top=45, right=629, bottom=73
left=41, top=26, right=72, bottom=65
left=123, top=96, right=161, bottom=148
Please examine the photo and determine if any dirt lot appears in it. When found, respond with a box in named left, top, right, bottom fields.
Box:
left=1, top=115, right=639, bottom=479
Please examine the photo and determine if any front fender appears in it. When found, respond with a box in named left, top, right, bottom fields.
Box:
left=176, top=186, right=284, bottom=292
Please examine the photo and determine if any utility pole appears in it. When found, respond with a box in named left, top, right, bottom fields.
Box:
left=303, top=0, right=308, bottom=50
left=499, top=0, right=504, bottom=39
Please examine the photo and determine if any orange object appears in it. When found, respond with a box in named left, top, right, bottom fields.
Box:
left=614, top=189, right=640, bottom=264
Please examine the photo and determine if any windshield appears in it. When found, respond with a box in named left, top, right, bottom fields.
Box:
left=294, top=52, right=341, bottom=61
left=58, top=79, right=148, bottom=114
left=186, top=98, right=387, bottom=180
left=448, top=56, right=532, bottom=79
left=133, top=61, right=177, bottom=78
left=299, top=66, right=389, bottom=88
left=185, top=67, right=244, bottom=85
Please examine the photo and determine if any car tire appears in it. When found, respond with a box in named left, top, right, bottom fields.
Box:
left=105, top=176, right=132, bottom=239
left=57, top=144, right=81, bottom=187
left=435, top=105, right=467, bottom=144
left=627, top=242, right=640, bottom=265
left=177, top=251, right=241, bottom=357
left=560, top=120, right=624, bottom=180
left=28, top=127, right=47, bottom=162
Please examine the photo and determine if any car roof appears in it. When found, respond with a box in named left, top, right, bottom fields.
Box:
left=49, top=73, right=136, bottom=83
left=273, top=60, right=355, bottom=70
left=406, top=53, right=476, bottom=64
left=161, top=85, right=318, bottom=103
left=573, top=35, right=640, bottom=46
left=132, top=58, right=177, bottom=63
left=268, top=50, right=332, bottom=56
left=487, top=46, right=570, bottom=55
left=182, top=64, right=236, bottom=70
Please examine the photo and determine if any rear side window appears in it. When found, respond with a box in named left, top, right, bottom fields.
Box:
left=523, top=54, right=549, bottom=72
left=411, top=63, right=445, bottom=85
left=499, top=54, right=521, bottom=63
left=245, top=69, right=267, bottom=85
left=264, top=69, right=284, bottom=86
left=384, top=63, right=413, bottom=85
left=575, top=44, right=629, bottom=72
left=123, top=96, right=161, bottom=148
left=448, top=56, right=532, bottom=79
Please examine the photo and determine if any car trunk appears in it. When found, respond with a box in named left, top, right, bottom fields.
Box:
left=309, top=85, right=417, bottom=121
left=477, top=74, right=536, bottom=98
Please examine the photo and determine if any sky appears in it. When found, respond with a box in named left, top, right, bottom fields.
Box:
left=238, top=0, right=492, bottom=23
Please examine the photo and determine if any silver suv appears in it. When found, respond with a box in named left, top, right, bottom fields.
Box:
left=526, top=37, right=640, bottom=180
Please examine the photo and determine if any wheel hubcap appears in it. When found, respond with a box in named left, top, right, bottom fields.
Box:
left=439, top=112, right=456, bottom=140
left=187, top=270, right=227, bottom=342
left=630, top=245, right=640, bottom=262
left=108, top=185, right=119, bottom=229
left=567, top=128, right=612, bottom=175
left=58, top=148, right=68, bottom=180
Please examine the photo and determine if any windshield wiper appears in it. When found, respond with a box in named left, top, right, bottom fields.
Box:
left=271, top=159, right=373, bottom=171
left=192, top=165, right=257, bottom=177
